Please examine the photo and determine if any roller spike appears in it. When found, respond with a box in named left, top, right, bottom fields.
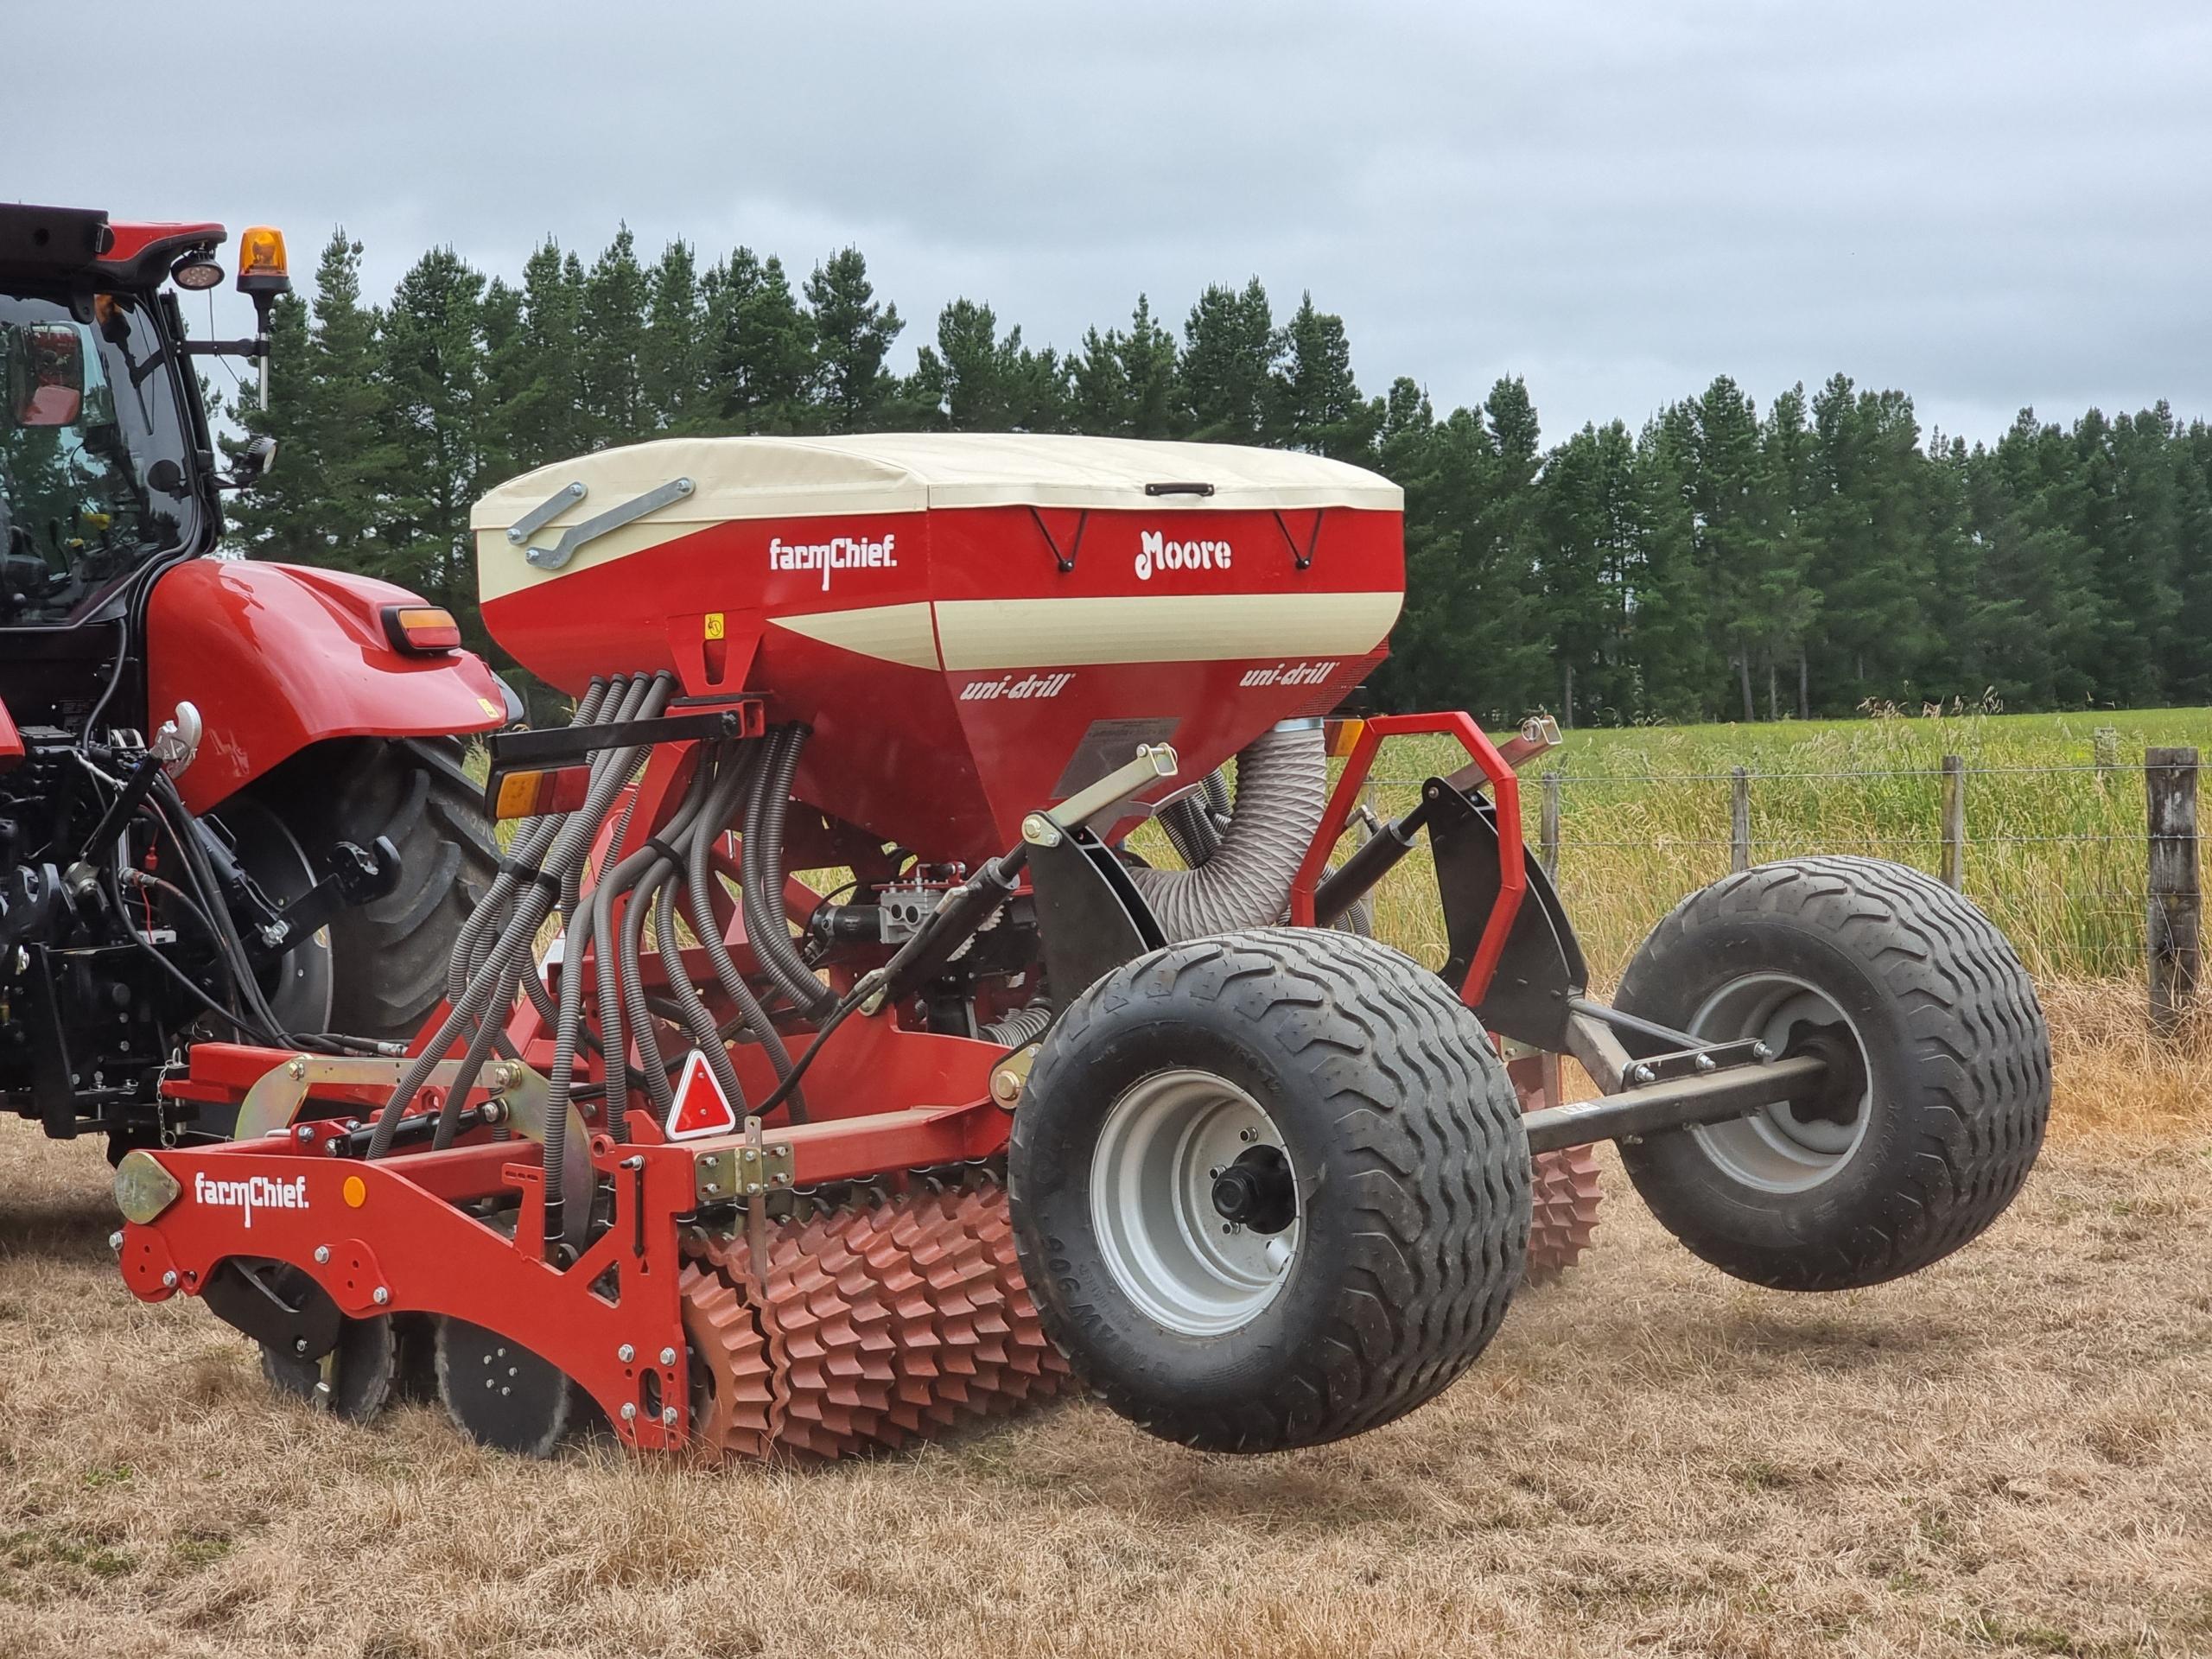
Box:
left=681, top=1182, right=1068, bottom=1462
left=1523, top=1145, right=1605, bottom=1284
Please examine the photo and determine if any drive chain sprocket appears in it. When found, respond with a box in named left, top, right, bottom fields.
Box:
left=680, top=1175, right=1070, bottom=1463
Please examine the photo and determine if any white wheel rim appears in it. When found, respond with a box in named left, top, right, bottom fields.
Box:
left=1088, top=1069, right=1300, bottom=1337
left=1688, top=973, right=1872, bottom=1193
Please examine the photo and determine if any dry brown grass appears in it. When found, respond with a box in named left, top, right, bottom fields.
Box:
left=3, top=988, right=2209, bottom=1659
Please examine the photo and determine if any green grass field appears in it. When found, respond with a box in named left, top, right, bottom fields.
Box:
left=1351, top=708, right=2212, bottom=984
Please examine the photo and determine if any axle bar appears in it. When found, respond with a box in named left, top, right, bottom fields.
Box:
left=1522, top=1053, right=1827, bottom=1154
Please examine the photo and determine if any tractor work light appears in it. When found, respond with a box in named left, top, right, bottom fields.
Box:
left=170, top=253, right=224, bottom=290
left=382, top=605, right=464, bottom=654
left=235, top=226, right=290, bottom=296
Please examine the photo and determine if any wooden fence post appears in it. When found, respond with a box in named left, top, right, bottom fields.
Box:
left=1940, top=755, right=1965, bottom=891
left=2147, top=747, right=2200, bottom=1035
left=1540, top=770, right=1561, bottom=880
left=1729, top=766, right=1751, bottom=873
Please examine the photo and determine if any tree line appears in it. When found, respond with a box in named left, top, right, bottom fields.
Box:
left=228, top=227, right=2212, bottom=725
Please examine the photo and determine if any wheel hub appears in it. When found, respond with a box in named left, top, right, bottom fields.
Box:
left=1088, top=1069, right=1301, bottom=1337
left=1210, top=1145, right=1295, bottom=1235
left=1688, top=973, right=1873, bottom=1192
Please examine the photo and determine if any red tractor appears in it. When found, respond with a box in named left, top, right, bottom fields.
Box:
left=0, top=204, right=509, bottom=1160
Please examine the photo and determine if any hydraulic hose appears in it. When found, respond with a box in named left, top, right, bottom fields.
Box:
left=652, top=875, right=749, bottom=1112
left=1124, top=721, right=1327, bottom=941
left=448, top=677, right=612, bottom=1008
left=367, top=673, right=674, bottom=1160
left=741, top=725, right=836, bottom=1021
left=684, top=748, right=802, bottom=1112
left=587, top=736, right=719, bottom=1135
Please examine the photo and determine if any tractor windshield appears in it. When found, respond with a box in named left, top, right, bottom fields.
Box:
left=0, top=288, right=203, bottom=626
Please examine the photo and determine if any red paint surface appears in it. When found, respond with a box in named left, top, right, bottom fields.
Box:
left=148, top=560, right=505, bottom=810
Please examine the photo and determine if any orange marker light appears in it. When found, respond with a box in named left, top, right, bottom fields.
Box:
left=342, top=1174, right=366, bottom=1208
left=492, top=768, right=592, bottom=822
left=383, top=605, right=463, bottom=653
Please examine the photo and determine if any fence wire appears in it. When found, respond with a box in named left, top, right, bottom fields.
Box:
left=1350, top=758, right=2183, bottom=987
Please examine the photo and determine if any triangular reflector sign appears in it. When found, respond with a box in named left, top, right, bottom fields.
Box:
left=665, top=1050, right=737, bottom=1141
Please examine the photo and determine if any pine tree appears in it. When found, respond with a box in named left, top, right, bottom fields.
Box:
left=1069, top=296, right=1179, bottom=436
left=702, top=249, right=816, bottom=433
left=909, top=299, right=1070, bottom=432
left=580, top=226, right=648, bottom=444
left=1179, top=278, right=1281, bottom=443
left=1277, top=294, right=1379, bottom=461
left=494, top=240, right=589, bottom=469
left=1538, top=420, right=1642, bottom=725
left=642, top=239, right=712, bottom=432
left=805, top=248, right=903, bottom=432
left=378, top=247, right=489, bottom=620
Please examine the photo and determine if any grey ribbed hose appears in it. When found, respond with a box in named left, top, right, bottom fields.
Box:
left=684, top=750, right=801, bottom=1109
left=1125, top=722, right=1327, bottom=941
left=743, top=726, right=836, bottom=1020
left=449, top=677, right=612, bottom=1009
left=367, top=674, right=672, bottom=1160
left=425, top=675, right=665, bottom=1151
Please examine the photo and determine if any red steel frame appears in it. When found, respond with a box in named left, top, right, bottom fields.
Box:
left=1290, top=710, right=1526, bottom=1006
left=121, top=711, right=1529, bottom=1450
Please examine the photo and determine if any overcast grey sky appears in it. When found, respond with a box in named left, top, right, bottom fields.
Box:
left=17, top=1, right=2210, bottom=445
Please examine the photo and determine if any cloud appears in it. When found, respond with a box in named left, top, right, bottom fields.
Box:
left=23, top=0, right=2210, bottom=445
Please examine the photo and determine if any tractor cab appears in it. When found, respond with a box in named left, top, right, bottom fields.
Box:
left=0, top=206, right=280, bottom=716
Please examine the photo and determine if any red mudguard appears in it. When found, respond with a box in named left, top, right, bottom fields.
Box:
left=146, top=560, right=507, bottom=811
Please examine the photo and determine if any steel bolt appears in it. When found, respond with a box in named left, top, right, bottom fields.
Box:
left=295, top=1337, right=309, bottom=1354
left=1751, top=1041, right=1774, bottom=1062
left=314, top=1245, right=331, bottom=1264
left=161, top=1269, right=178, bottom=1287
left=1694, top=1053, right=1717, bottom=1074
left=618, top=1343, right=636, bottom=1363
left=372, top=1287, right=391, bottom=1306
left=658, top=1346, right=677, bottom=1367
left=286, top=1057, right=308, bottom=1081
left=295, top=1124, right=315, bottom=1142
left=1629, top=1063, right=1656, bottom=1086
left=108, top=1230, right=124, bottom=1252
left=661, top=1405, right=679, bottom=1427
left=620, top=1402, right=638, bottom=1421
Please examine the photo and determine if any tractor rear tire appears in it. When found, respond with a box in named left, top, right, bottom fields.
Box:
left=1009, top=927, right=1530, bottom=1454
left=257, top=736, right=499, bottom=1045
left=1614, top=856, right=2050, bottom=1291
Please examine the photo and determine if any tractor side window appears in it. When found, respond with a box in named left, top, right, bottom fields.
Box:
left=0, top=290, right=200, bottom=626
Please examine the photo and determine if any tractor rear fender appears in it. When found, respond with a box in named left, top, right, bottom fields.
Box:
left=146, top=559, right=509, bottom=813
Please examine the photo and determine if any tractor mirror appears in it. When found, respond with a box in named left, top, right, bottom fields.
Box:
left=10, top=325, right=84, bottom=427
